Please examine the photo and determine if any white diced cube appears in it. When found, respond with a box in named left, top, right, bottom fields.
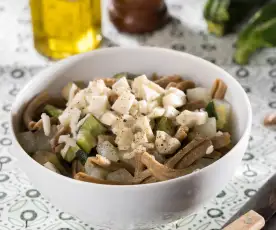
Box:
left=129, top=100, right=139, bottom=116
left=164, top=106, right=180, bottom=118
left=186, top=87, right=211, bottom=104
left=67, top=90, right=87, bottom=109
left=138, top=100, right=148, bottom=114
left=59, top=107, right=81, bottom=127
left=155, top=131, right=181, bottom=155
left=147, top=100, right=160, bottom=112
left=194, top=117, right=216, bottom=138
left=142, top=85, right=160, bottom=101
left=112, top=91, right=135, bottom=115
left=111, top=115, right=135, bottom=135
left=133, top=131, right=148, bottom=146
left=165, top=87, right=185, bottom=97
left=100, top=111, right=119, bottom=126
left=163, top=93, right=186, bottom=108
left=148, top=107, right=165, bottom=119
left=195, top=111, right=209, bottom=126
left=86, top=95, right=110, bottom=117
left=148, top=81, right=165, bottom=94
left=112, top=77, right=131, bottom=95
left=111, top=119, right=126, bottom=135
left=134, top=116, right=154, bottom=141
left=176, top=110, right=208, bottom=128
left=121, top=114, right=136, bottom=127
left=115, top=127, right=133, bottom=150
left=132, top=75, right=148, bottom=98
left=88, top=80, right=110, bottom=96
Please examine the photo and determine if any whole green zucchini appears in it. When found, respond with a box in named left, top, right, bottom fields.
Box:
left=204, top=0, right=268, bottom=37
left=234, top=3, right=276, bottom=65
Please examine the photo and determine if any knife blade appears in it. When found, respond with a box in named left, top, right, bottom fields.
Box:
left=263, top=213, right=276, bottom=230
left=222, top=174, right=276, bottom=229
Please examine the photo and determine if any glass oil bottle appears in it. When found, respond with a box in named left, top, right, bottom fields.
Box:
left=30, top=0, right=102, bottom=60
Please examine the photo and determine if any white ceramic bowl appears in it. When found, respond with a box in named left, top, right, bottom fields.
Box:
left=10, top=47, right=252, bottom=230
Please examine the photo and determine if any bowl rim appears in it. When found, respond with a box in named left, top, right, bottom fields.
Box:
left=10, top=46, right=252, bottom=190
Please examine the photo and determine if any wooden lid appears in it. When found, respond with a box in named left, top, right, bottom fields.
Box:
left=112, top=0, right=165, bottom=10
left=108, top=0, right=169, bottom=34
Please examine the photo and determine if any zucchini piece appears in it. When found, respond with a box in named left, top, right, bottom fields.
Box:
left=234, top=3, right=276, bottom=64
left=156, top=95, right=163, bottom=106
left=194, top=117, right=217, bottom=138
left=205, top=101, right=218, bottom=119
left=204, top=0, right=230, bottom=36
left=44, top=104, right=63, bottom=118
left=213, top=99, right=231, bottom=130
left=186, top=87, right=211, bottom=106
left=18, top=126, right=57, bottom=154
left=62, top=145, right=80, bottom=163
left=80, top=114, right=107, bottom=137
left=96, top=141, right=120, bottom=162
left=76, top=129, right=97, bottom=153
left=187, top=131, right=198, bottom=141
left=76, top=114, right=106, bottom=153
left=113, top=72, right=137, bottom=80
left=204, top=0, right=268, bottom=36
left=156, top=116, right=175, bottom=136
left=32, top=151, right=69, bottom=176
left=84, top=160, right=109, bottom=180
left=113, top=73, right=127, bottom=79
left=150, top=119, right=156, bottom=130
left=72, top=159, right=85, bottom=177
left=75, top=149, right=88, bottom=165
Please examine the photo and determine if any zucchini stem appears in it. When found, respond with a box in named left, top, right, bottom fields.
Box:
left=234, top=41, right=260, bottom=65
left=207, top=21, right=225, bottom=37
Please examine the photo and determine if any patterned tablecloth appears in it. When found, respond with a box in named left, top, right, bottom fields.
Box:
left=0, top=0, right=276, bottom=229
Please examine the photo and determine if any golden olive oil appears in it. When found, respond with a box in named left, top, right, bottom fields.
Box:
left=30, top=0, right=102, bottom=60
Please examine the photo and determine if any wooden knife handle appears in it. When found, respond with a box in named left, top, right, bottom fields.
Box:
left=223, top=210, right=265, bottom=230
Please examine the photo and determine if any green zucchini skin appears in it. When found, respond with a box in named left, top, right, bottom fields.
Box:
left=204, top=0, right=269, bottom=36
left=44, top=104, right=63, bottom=118
left=205, top=101, right=218, bottom=120
left=236, top=3, right=276, bottom=46
left=234, top=3, right=276, bottom=65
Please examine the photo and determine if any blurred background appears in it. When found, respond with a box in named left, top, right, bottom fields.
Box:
left=0, top=1, right=275, bottom=230
left=0, top=0, right=275, bottom=66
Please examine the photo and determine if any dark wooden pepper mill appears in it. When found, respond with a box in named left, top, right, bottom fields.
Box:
left=108, top=0, right=170, bottom=34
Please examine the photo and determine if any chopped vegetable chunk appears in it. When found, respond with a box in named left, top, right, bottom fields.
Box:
left=156, top=116, right=176, bottom=136
left=80, top=114, right=107, bottom=137
left=213, top=99, right=231, bottom=130
left=19, top=74, right=232, bottom=185
left=44, top=105, right=63, bottom=118
left=176, top=110, right=208, bottom=128
left=155, top=131, right=181, bottom=155
left=205, top=101, right=218, bottom=119
left=112, top=91, right=135, bottom=115
left=187, top=87, right=211, bottom=105
left=76, top=129, right=97, bottom=153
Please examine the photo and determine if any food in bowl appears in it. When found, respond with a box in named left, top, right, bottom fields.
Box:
left=18, top=73, right=232, bottom=185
